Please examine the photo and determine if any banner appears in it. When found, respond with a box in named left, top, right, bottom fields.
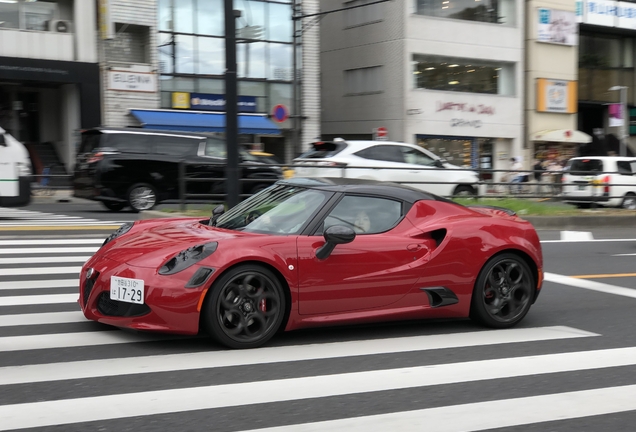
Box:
left=537, top=8, right=578, bottom=46
left=609, top=103, right=624, bottom=127
left=536, top=78, right=578, bottom=114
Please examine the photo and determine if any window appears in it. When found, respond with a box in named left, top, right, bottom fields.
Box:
left=617, top=161, right=633, bottom=175
left=105, top=134, right=152, bottom=154
left=0, top=1, right=59, bottom=31
left=400, top=147, right=437, bottom=166
left=413, top=54, right=512, bottom=95
left=345, top=66, right=383, bottom=95
left=205, top=138, right=227, bottom=158
left=321, top=195, right=402, bottom=235
left=105, top=24, right=150, bottom=64
left=344, top=0, right=383, bottom=27
left=153, top=137, right=202, bottom=157
left=415, top=0, right=515, bottom=25
left=355, top=145, right=404, bottom=163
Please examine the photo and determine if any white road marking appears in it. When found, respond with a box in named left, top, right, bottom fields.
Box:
left=3, top=345, right=636, bottom=431
left=0, top=279, right=77, bottom=290
left=612, top=253, right=636, bottom=257
left=0, top=311, right=86, bottom=327
left=545, top=272, right=636, bottom=298
left=0, top=326, right=596, bottom=385
left=0, top=247, right=99, bottom=255
left=0, top=267, right=80, bottom=277
left=238, top=385, right=636, bottom=432
left=0, top=294, right=78, bottom=307
left=0, top=256, right=90, bottom=265
left=560, top=231, right=595, bottom=241
left=0, top=239, right=104, bottom=246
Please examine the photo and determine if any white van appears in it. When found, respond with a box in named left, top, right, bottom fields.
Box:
left=0, top=127, right=32, bottom=207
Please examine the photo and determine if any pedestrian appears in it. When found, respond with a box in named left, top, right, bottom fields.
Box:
left=509, top=157, right=524, bottom=193
left=533, top=159, right=544, bottom=194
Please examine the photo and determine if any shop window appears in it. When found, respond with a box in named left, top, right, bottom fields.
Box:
left=344, top=66, right=383, bottom=95
left=414, top=0, right=515, bottom=26
left=106, top=24, right=151, bottom=65
left=412, top=54, right=513, bottom=95
left=0, top=1, right=59, bottom=31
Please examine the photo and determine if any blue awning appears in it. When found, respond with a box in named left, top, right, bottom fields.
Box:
left=129, top=109, right=281, bottom=135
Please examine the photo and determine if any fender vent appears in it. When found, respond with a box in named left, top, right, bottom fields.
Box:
left=421, top=287, right=459, bottom=307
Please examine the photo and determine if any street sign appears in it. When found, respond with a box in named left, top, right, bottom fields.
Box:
left=272, top=104, right=289, bottom=123
left=373, top=126, right=388, bottom=140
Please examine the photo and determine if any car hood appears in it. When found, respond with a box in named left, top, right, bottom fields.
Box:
left=98, top=219, right=257, bottom=267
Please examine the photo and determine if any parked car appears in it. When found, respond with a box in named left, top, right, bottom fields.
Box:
left=244, top=149, right=294, bottom=179
left=561, top=156, right=636, bottom=209
left=292, top=139, right=480, bottom=197
left=79, top=177, right=543, bottom=349
left=73, top=128, right=283, bottom=212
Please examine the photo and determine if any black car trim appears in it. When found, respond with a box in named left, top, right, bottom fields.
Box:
left=420, top=287, right=459, bottom=307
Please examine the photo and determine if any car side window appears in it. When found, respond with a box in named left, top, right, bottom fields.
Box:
left=204, top=138, right=227, bottom=158
left=153, top=137, right=202, bottom=157
left=105, top=133, right=150, bottom=153
left=318, top=195, right=402, bottom=235
left=400, top=147, right=437, bottom=166
left=617, top=161, right=633, bottom=175
left=355, top=145, right=404, bottom=163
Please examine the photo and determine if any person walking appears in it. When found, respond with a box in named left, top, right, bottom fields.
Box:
left=509, top=157, right=524, bottom=193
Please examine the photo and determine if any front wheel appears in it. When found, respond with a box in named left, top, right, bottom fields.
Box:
left=203, top=264, right=286, bottom=349
left=127, top=183, right=157, bottom=212
left=470, top=253, right=535, bottom=328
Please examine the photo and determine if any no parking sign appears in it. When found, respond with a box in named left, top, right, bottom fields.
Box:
left=271, top=104, right=289, bottom=123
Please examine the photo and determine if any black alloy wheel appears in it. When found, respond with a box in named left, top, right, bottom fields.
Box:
left=470, top=253, right=534, bottom=328
left=203, top=264, right=286, bottom=349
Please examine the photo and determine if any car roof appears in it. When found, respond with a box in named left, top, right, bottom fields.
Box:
left=83, top=127, right=220, bottom=139
left=279, top=177, right=444, bottom=204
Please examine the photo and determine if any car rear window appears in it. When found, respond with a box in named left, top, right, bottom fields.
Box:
left=297, top=141, right=347, bottom=159
left=79, top=132, right=104, bottom=154
left=568, top=159, right=603, bottom=174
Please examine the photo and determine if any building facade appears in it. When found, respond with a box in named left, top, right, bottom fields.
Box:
left=320, top=0, right=525, bottom=183
left=0, top=0, right=100, bottom=176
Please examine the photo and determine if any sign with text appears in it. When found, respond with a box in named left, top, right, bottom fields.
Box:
left=537, top=8, right=578, bottom=46
left=171, top=93, right=257, bottom=113
left=578, top=0, right=636, bottom=29
left=536, top=78, right=577, bottom=113
left=108, top=71, right=156, bottom=92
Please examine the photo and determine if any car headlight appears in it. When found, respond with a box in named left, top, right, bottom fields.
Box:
left=102, top=222, right=134, bottom=247
left=159, top=242, right=218, bottom=275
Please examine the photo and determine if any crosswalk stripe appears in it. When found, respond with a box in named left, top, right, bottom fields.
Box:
left=2, top=346, right=636, bottom=431
left=0, top=267, right=80, bottom=277
left=0, top=294, right=78, bottom=307
left=0, top=256, right=90, bottom=265
left=0, top=279, right=77, bottom=290
left=0, top=311, right=86, bottom=327
left=0, top=330, right=182, bottom=352
left=546, top=272, right=636, bottom=299
left=238, top=385, right=636, bottom=432
left=0, top=239, right=104, bottom=246
left=0, top=325, right=596, bottom=385
left=0, top=247, right=99, bottom=255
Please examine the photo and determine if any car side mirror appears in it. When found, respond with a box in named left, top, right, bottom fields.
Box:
left=434, top=159, right=444, bottom=168
left=0, top=135, right=5, bottom=146
left=209, top=204, right=226, bottom=226
left=315, top=225, right=356, bottom=260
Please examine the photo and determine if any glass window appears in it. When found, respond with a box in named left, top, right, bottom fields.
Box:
left=153, top=136, right=201, bottom=156
left=0, top=4, right=19, bottom=29
left=617, top=161, right=633, bottom=175
left=345, top=66, right=383, bottom=94
left=205, top=138, right=227, bottom=158
left=198, top=78, right=224, bottom=93
left=268, top=43, right=293, bottom=80
left=236, top=1, right=266, bottom=37
left=415, top=0, right=515, bottom=25
left=159, top=33, right=175, bottom=74
left=23, top=2, right=56, bottom=31
left=174, top=0, right=194, bottom=33
left=344, top=0, right=383, bottom=27
left=400, top=147, right=437, bottom=166
left=173, top=77, right=196, bottom=92
left=105, top=133, right=151, bottom=153
left=355, top=145, right=405, bottom=163
left=579, top=34, right=621, bottom=68
left=268, top=3, right=292, bottom=42
left=413, top=54, right=507, bottom=94
left=197, top=36, right=224, bottom=75
left=269, top=83, right=292, bottom=112
left=240, top=81, right=267, bottom=97
left=158, top=0, right=173, bottom=31
left=321, top=195, right=402, bottom=235
left=197, top=0, right=223, bottom=36
left=175, top=35, right=196, bottom=74
left=238, top=41, right=267, bottom=78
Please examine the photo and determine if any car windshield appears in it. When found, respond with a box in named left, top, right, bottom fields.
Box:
left=567, top=159, right=603, bottom=174
left=215, top=184, right=330, bottom=234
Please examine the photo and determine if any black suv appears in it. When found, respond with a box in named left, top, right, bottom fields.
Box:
left=73, top=128, right=283, bottom=212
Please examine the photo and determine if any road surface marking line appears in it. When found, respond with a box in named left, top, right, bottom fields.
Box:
left=0, top=239, right=104, bottom=246
left=0, top=294, right=78, bottom=307
left=0, top=267, right=80, bottom=277
left=570, top=273, right=636, bottom=279
left=238, top=384, right=636, bottom=432
left=545, top=272, right=636, bottom=298
left=541, top=238, right=636, bottom=243
left=0, top=326, right=597, bottom=384
left=0, top=256, right=91, bottom=265
left=0, top=247, right=99, bottom=255
left=0, top=226, right=121, bottom=231
left=3, top=345, right=636, bottom=431
left=560, top=231, right=594, bottom=241
left=0, top=311, right=86, bottom=327
left=0, top=279, right=77, bottom=290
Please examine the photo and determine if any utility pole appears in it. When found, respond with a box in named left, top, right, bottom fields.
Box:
left=225, top=0, right=240, bottom=208
left=291, top=0, right=300, bottom=158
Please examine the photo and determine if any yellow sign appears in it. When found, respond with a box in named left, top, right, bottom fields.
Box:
left=98, top=0, right=113, bottom=40
left=536, top=78, right=577, bottom=114
left=172, top=92, right=191, bottom=109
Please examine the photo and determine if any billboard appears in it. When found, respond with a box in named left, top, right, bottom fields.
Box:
left=537, top=8, right=578, bottom=46
left=536, top=78, right=578, bottom=114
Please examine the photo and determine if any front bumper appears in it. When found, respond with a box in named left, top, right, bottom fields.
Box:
left=79, top=256, right=211, bottom=335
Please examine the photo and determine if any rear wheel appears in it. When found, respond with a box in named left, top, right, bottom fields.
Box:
left=453, top=185, right=476, bottom=197
left=470, top=253, right=535, bottom=328
left=101, top=201, right=126, bottom=212
left=203, top=264, right=286, bottom=349
left=127, top=183, right=157, bottom=212
left=621, top=193, right=636, bottom=210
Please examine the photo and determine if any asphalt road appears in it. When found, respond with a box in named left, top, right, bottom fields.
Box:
left=2, top=198, right=636, bottom=431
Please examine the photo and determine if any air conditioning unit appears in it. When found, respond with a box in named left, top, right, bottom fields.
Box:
left=48, top=20, right=72, bottom=33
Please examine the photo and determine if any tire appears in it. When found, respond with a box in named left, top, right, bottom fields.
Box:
left=453, top=185, right=476, bottom=197
left=470, top=253, right=535, bottom=329
left=101, top=201, right=126, bottom=212
left=621, top=193, right=636, bottom=210
left=574, top=203, right=592, bottom=209
left=127, top=183, right=157, bottom=212
left=203, top=264, right=286, bottom=349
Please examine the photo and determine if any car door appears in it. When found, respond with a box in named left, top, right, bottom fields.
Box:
left=296, top=194, right=430, bottom=315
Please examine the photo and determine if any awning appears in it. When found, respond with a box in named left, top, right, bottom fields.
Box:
left=129, top=109, right=281, bottom=135
left=530, top=129, right=592, bottom=144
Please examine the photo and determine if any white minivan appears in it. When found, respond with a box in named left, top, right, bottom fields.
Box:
left=561, top=156, right=636, bottom=209
left=0, top=127, right=32, bottom=207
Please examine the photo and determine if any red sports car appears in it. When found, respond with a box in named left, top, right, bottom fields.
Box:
left=79, top=178, right=543, bottom=349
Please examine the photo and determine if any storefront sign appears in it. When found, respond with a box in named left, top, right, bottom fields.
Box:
left=108, top=71, right=156, bottom=92
left=578, top=0, right=636, bottom=29
left=536, top=78, right=577, bottom=113
left=436, top=101, right=495, bottom=115
left=537, top=8, right=578, bottom=46
left=450, top=119, right=482, bottom=128
left=171, top=93, right=257, bottom=113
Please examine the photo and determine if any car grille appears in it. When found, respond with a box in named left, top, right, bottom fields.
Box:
left=82, top=272, right=99, bottom=305
left=97, top=293, right=151, bottom=317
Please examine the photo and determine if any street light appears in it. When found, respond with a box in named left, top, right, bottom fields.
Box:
left=609, top=85, right=628, bottom=156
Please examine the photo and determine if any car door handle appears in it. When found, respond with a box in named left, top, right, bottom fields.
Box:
left=407, top=243, right=423, bottom=251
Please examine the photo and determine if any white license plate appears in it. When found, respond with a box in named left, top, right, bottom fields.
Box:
left=110, top=276, right=145, bottom=304
left=578, top=185, right=586, bottom=190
